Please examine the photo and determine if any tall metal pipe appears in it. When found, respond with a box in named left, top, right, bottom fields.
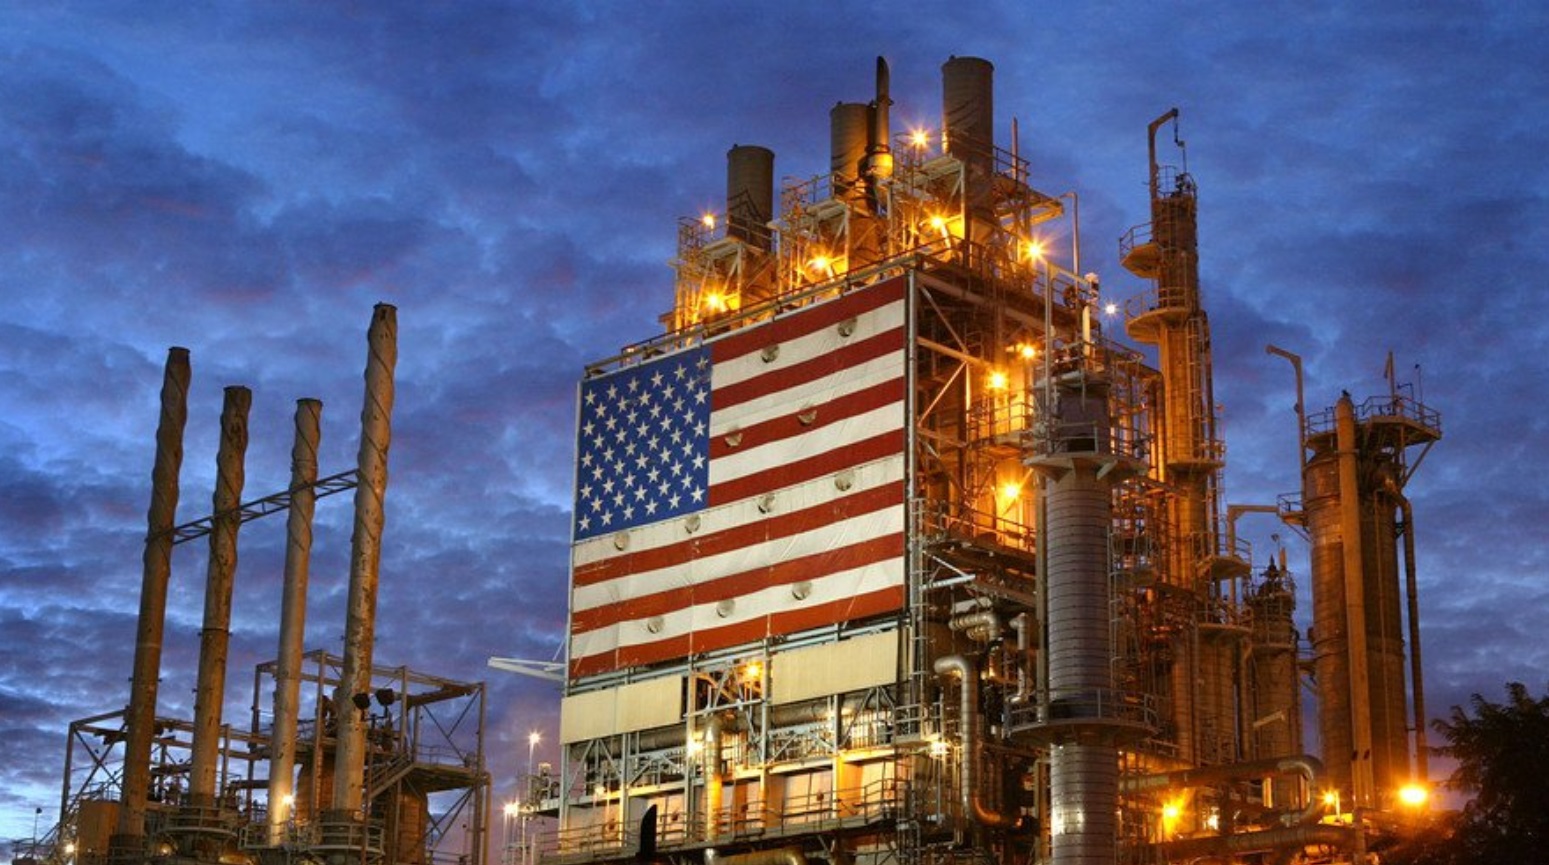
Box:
left=1396, top=491, right=1428, bottom=783
left=702, top=713, right=726, bottom=840
left=331, top=304, right=398, bottom=818
left=1335, top=394, right=1375, bottom=806
left=932, top=655, right=1020, bottom=830
left=268, top=398, right=322, bottom=842
left=726, top=145, right=775, bottom=251
left=189, top=386, right=252, bottom=807
left=114, top=347, right=191, bottom=848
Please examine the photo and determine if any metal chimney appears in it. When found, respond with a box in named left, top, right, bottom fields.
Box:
left=268, top=398, right=322, bottom=843
left=188, top=386, right=252, bottom=810
left=725, top=145, right=774, bottom=251
left=942, top=56, right=996, bottom=241
left=112, top=347, right=191, bottom=854
left=330, top=304, right=398, bottom=821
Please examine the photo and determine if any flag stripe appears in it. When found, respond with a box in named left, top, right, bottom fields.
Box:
left=565, top=585, right=905, bottom=678
left=712, top=328, right=905, bottom=411
left=572, top=495, right=902, bottom=613
left=710, top=280, right=907, bottom=369
left=571, top=532, right=904, bottom=631
left=710, top=428, right=903, bottom=506
left=708, top=376, right=903, bottom=464
left=573, top=456, right=905, bottom=583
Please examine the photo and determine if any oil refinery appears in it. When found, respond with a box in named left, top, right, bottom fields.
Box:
left=10, top=55, right=1442, bottom=865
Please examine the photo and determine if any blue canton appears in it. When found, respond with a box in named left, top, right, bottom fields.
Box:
left=574, top=347, right=712, bottom=541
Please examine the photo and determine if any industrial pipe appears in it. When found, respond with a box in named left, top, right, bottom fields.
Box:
left=115, top=347, right=191, bottom=849
left=933, top=655, right=1022, bottom=830
left=1264, top=345, right=1306, bottom=475
left=1009, top=613, right=1031, bottom=702
left=331, top=304, right=398, bottom=818
left=1121, top=755, right=1325, bottom=826
left=189, top=385, right=252, bottom=808
left=268, top=398, right=322, bottom=843
left=948, top=609, right=1002, bottom=643
left=1393, top=487, right=1429, bottom=783
left=1154, top=823, right=1355, bottom=862
left=1335, top=394, right=1376, bottom=806
left=702, top=713, right=727, bottom=841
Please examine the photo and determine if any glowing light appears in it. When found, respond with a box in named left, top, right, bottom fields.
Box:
left=1398, top=784, right=1429, bottom=808
left=1161, top=803, right=1181, bottom=821
left=1015, top=343, right=1037, bottom=360
left=703, top=292, right=728, bottom=312
left=743, top=660, right=763, bottom=680
left=928, top=737, right=950, bottom=758
left=281, top=793, right=295, bottom=808
left=701, top=212, right=717, bottom=230
left=987, top=370, right=1008, bottom=391
left=1103, top=302, right=1118, bottom=316
left=1024, top=239, right=1045, bottom=261
left=1000, top=482, right=1022, bottom=502
left=529, top=730, right=542, bottom=747
left=928, top=215, right=949, bottom=235
left=808, top=255, right=832, bottom=274
left=504, top=801, right=521, bottom=817
left=910, top=128, right=930, bottom=149
left=594, top=784, right=607, bottom=798
left=63, top=843, right=76, bottom=856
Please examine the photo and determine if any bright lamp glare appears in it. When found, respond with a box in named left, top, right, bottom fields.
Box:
left=1398, top=784, right=1429, bottom=807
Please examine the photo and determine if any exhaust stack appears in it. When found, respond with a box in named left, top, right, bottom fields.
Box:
left=268, top=398, right=323, bottom=842
left=188, top=386, right=253, bottom=810
left=330, top=304, right=399, bottom=821
left=112, top=347, right=191, bottom=853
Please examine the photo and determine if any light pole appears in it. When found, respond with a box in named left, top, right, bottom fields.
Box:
left=502, top=801, right=519, bottom=865
left=524, top=731, right=542, bottom=865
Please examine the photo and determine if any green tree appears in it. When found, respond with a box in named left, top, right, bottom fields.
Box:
left=1428, top=681, right=1549, bottom=863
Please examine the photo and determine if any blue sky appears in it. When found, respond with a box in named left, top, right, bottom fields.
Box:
left=3, top=1, right=1547, bottom=845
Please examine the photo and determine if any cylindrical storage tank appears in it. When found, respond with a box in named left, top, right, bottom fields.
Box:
left=1151, top=192, right=1200, bottom=311
left=78, top=799, right=122, bottom=859
left=726, top=145, right=775, bottom=251
left=1195, top=633, right=1239, bottom=764
left=1045, top=468, right=1112, bottom=697
left=295, top=750, right=337, bottom=826
left=830, top=102, right=869, bottom=197
left=1248, top=569, right=1301, bottom=806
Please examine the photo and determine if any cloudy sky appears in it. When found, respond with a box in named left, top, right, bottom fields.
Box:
left=3, top=0, right=1546, bottom=847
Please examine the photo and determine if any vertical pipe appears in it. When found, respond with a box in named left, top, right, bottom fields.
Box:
left=189, top=386, right=252, bottom=807
left=332, top=304, right=398, bottom=818
left=115, top=347, right=191, bottom=848
left=1397, top=495, right=1428, bottom=782
left=1335, top=395, right=1374, bottom=806
left=269, top=398, right=323, bottom=842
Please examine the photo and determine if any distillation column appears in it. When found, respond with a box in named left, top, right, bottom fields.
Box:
left=1122, top=109, right=1240, bottom=766
left=1021, top=363, right=1144, bottom=865
left=1301, top=391, right=1439, bottom=807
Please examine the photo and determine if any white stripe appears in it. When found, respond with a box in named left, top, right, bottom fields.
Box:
left=569, top=556, right=903, bottom=661
left=571, top=464, right=905, bottom=613
left=710, top=296, right=906, bottom=390
left=571, top=454, right=905, bottom=570
left=709, top=349, right=902, bottom=438
left=710, top=399, right=904, bottom=488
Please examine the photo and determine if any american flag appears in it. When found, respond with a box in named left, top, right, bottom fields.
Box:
left=568, top=277, right=910, bottom=678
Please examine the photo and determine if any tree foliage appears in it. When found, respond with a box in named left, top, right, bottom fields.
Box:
left=1420, top=681, right=1549, bottom=863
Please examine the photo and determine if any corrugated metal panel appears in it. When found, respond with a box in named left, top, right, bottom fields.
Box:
left=561, top=676, right=684, bottom=743
left=771, top=631, right=897, bottom=705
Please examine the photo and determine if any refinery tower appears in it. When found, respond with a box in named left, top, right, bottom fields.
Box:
left=526, top=57, right=1442, bottom=865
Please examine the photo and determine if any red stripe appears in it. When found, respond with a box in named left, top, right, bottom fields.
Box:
left=713, top=328, right=905, bottom=412
left=709, top=277, right=906, bottom=366
left=708, top=377, right=904, bottom=462
left=569, top=584, right=906, bottom=678
left=709, top=429, right=903, bottom=506
left=573, top=480, right=904, bottom=587
left=571, top=533, right=904, bottom=632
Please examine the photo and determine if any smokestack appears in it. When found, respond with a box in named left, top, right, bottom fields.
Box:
left=268, top=398, right=322, bottom=843
left=113, top=347, right=191, bottom=852
left=725, top=145, right=774, bottom=251
left=830, top=102, right=869, bottom=196
left=942, top=56, right=996, bottom=243
left=864, top=55, right=893, bottom=184
left=189, top=386, right=253, bottom=809
left=331, top=304, right=398, bottom=820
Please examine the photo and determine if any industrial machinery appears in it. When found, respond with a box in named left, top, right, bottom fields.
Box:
left=17, top=307, right=491, bottom=865
left=535, top=56, right=1441, bottom=865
